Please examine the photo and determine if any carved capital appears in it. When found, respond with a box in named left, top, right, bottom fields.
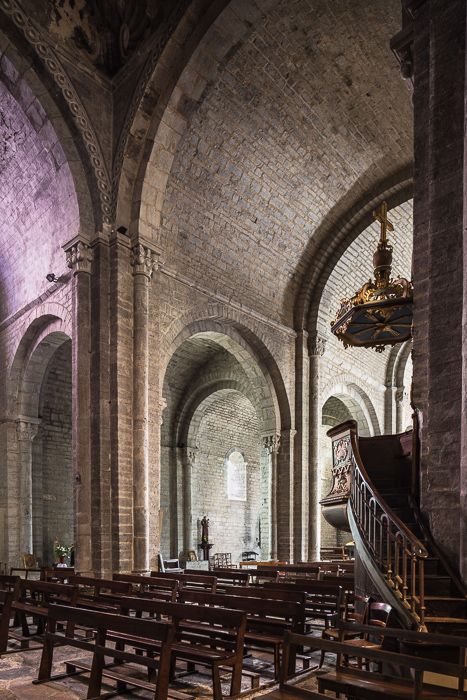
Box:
left=395, top=387, right=405, bottom=404
left=64, top=239, right=93, bottom=275
left=16, top=420, right=39, bottom=442
left=263, top=434, right=281, bottom=454
left=131, top=244, right=159, bottom=279
left=309, top=333, right=326, bottom=357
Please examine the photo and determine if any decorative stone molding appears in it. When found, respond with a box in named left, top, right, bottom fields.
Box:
left=0, top=0, right=112, bottom=223
left=262, top=434, right=281, bottom=454
left=64, top=238, right=94, bottom=275
left=131, top=243, right=159, bottom=278
left=309, top=333, right=326, bottom=357
left=111, top=0, right=190, bottom=217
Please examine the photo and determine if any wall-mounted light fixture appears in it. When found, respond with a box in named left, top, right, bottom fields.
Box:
left=46, top=273, right=59, bottom=283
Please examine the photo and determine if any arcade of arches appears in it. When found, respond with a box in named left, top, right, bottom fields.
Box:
left=0, top=0, right=466, bottom=583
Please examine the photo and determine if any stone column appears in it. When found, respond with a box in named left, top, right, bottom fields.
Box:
left=263, top=434, right=280, bottom=560
left=131, top=242, right=158, bottom=572
left=16, top=419, right=39, bottom=556
left=64, top=236, right=93, bottom=575
left=308, top=333, right=326, bottom=562
left=183, top=448, right=196, bottom=554
left=293, top=330, right=310, bottom=562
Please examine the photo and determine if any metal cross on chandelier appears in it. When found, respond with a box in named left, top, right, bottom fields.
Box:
left=330, top=202, right=413, bottom=352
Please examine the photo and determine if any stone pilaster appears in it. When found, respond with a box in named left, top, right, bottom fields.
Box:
left=16, top=419, right=39, bottom=557
left=308, top=333, right=326, bottom=562
left=131, top=242, right=158, bottom=572
left=400, top=0, right=467, bottom=571
left=64, top=235, right=93, bottom=574
left=183, top=448, right=196, bottom=554
left=293, top=330, right=310, bottom=562
left=276, top=429, right=296, bottom=561
left=109, top=229, right=133, bottom=572
left=263, top=434, right=280, bottom=559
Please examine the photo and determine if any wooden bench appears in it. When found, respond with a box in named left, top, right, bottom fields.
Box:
left=180, top=588, right=306, bottom=679
left=35, top=603, right=176, bottom=700
left=263, top=581, right=345, bottom=626
left=68, top=575, right=133, bottom=605
left=113, top=573, right=179, bottom=602
left=9, top=579, right=78, bottom=651
left=150, top=570, right=218, bottom=592
left=282, top=624, right=467, bottom=699
left=96, top=597, right=247, bottom=700
left=257, top=627, right=467, bottom=700
left=320, top=546, right=349, bottom=560
left=40, top=567, right=75, bottom=583
left=0, top=589, right=14, bottom=652
left=195, top=568, right=250, bottom=588
left=0, top=574, right=19, bottom=590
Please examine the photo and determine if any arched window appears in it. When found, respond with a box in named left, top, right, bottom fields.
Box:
left=226, top=449, right=247, bottom=501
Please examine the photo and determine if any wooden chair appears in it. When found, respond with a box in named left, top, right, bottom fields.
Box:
left=343, top=601, right=392, bottom=669
left=318, top=591, right=369, bottom=667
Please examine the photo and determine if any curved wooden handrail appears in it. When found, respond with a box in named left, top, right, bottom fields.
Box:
left=348, top=430, right=428, bottom=628
left=350, top=432, right=428, bottom=558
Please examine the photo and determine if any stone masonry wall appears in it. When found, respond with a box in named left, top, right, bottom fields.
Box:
left=34, top=340, right=73, bottom=565
left=190, top=391, right=261, bottom=565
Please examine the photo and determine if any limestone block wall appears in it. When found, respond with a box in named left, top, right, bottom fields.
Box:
left=190, top=391, right=261, bottom=564
left=33, top=340, right=72, bottom=565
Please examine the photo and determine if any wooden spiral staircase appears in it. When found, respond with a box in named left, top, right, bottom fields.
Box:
left=321, top=420, right=467, bottom=633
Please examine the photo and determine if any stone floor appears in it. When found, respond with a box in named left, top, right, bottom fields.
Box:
left=0, top=637, right=326, bottom=700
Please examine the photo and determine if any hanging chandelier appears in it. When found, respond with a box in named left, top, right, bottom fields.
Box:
left=330, top=202, right=413, bottom=353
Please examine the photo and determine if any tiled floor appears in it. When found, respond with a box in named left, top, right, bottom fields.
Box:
left=0, top=638, right=325, bottom=700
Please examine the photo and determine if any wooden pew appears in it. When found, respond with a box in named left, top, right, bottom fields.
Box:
left=150, top=570, right=217, bottom=592
left=0, top=589, right=14, bottom=652
left=0, top=574, right=20, bottom=590
left=179, top=589, right=306, bottom=679
left=113, top=573, right=179, bottom=602
left=9, top=579, right=78, bottom=651
left=41, top=567, right=75, bottom=583
left=262, top=581, right=345, bottom=626
left=35, top=603, right=175, bottom=700
left=68, top=575, right=133, bottom=603
left=222, top=585, right=307, bottom=605
left=194, top=568, right=250, bottom=588
left=83, top=597, right=247, bottom=700
left=258, top=626, right=467, bottom=700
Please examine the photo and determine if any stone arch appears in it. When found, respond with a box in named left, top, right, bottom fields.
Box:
left=3, top=316, right=72, bottom=566
left=321, top=381, right=380, bottom=437
left=162, top=313, right=291, bottom=433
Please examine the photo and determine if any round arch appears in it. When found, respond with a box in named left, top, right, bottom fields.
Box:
left=320, top=381, right=380, bottom=437
left=162, top=317, right=291, bottom=434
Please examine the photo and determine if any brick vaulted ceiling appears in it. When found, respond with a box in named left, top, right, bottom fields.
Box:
left=158, top=0, right=413, bottom=328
